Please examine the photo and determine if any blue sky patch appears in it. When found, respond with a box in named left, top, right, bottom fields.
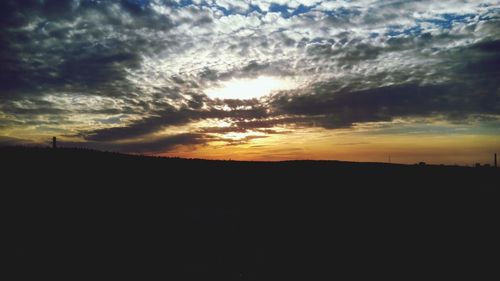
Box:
left=269, top=3, right=314, bottom=18
left=418, top=13, right=475, bottom=29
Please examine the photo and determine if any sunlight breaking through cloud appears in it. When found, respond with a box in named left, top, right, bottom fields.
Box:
left=204, top=76, right=299, bottom=100
left=0, top=0, right=499, bottom=163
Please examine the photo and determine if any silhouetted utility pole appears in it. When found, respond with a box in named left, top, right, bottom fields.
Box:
left=495, top=153, right=497, bottom=168
left=52, top=137, right=57, bottom=149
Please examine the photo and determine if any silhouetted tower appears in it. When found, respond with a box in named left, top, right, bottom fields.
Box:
left=495, top=153, right=497, bottom=168
left=52, top=137, right=57, bottom=149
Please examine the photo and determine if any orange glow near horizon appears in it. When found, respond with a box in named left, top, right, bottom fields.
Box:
left=160, top=127, right=500, bottom=166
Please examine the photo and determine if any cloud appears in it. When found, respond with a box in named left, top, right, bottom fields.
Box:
left=270, top=80, right=499, bottom=129
left=0, top=136, right=34, bottom=146
left=0, top=0, right=499, bottom=152
left=60, top=133, right=206, bottom=153
left=0, top=0, right=174, bottom=98
left=83, top=106, right=196, bottom=141
left=83, top=104, right=269, bottom=141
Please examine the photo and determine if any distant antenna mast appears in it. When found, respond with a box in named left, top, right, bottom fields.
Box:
left=388, top=155, right=391, bottom=164
left=52, top=137, right=57, bottom=149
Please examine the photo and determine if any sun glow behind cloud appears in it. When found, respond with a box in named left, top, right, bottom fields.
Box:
left=204, top=76, right=299, bottom=100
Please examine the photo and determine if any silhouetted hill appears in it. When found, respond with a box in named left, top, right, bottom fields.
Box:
left=2, top=146, right=497, bottom=190
left=3, top=146, right=498, bottom=280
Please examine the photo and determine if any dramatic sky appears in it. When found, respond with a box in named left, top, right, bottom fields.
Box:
left=1, top=0, right=499, bottom=164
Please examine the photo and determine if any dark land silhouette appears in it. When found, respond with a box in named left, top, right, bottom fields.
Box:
left=3, top=146, right=498, bottom=280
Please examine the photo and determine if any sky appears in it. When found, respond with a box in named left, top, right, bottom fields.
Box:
left=0, top=0, right=499, bottom=165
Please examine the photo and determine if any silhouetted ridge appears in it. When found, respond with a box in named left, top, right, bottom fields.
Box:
left=3, top=146, right=497, bottom=280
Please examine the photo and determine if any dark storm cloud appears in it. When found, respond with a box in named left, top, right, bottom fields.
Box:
left=0, top=0, right=173, bottom=97
left=84, top=106, right=196, bottom=141
left=84, top=104, right=268, bottom=141
left=109, top=133, right=206, bottom=153
left=270, top=82, right=497, bottom=129
left=60, top=132, right=205, bottom=153
left=462, top=40, right=500, bottom=75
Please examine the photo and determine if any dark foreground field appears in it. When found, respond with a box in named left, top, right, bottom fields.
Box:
left=3, top=147, right=498, bottom=280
